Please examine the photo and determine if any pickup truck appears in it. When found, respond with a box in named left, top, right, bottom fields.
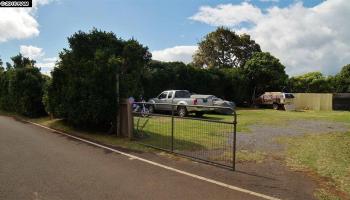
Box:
left=148, top=90, right=212, bottom=117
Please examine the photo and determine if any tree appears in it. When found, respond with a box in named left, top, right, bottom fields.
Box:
left=48, top=29, right=150, bottom=129
left=335, top=64, right=350, bottom=92
left=10, top=54, right=36, bottom=68
left=193, top=27, right=261, bottom=69
left=244, top=52, right=288, bottom=99
left=0, top=57, right=3, bottom=72
left=0, top=54, right=46, bottom=117
left=288, top=72, right=333, bottom=93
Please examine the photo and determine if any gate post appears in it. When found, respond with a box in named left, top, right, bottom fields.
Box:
left=127, top=100, right=134, bottom=140
left=171, top=104, right=174, bottom=152
left=232, top=111, right=237, bottom=171
left=118, top=99, right=134, bottom=139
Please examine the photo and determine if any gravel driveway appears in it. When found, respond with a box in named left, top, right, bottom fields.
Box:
left=233, top=120, right=350, bottom=153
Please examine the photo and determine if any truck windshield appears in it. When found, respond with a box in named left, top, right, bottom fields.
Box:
left=175, top=91, right=191, bottom=98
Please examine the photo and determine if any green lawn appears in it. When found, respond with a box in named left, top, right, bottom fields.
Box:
left=134, top=115, right=233, bottom=150
left=134, top=108, right=350, bottom=150
left=208, top=108, right=350, bottom=132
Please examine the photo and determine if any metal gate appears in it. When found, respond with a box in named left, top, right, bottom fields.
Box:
left=132, top=102, right=237, bottom=170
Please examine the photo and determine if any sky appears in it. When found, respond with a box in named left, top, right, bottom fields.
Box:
left=0, top=0, right=349, bottom=76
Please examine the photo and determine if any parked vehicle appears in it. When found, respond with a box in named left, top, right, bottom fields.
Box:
left=254, top=92, right=295, bottom=110
left=191, top=95, right=236, bottom=114
left=148, top=90, right=213, bottom=117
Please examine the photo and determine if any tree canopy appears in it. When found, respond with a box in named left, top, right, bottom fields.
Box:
left=0, top=57, right=3, bottom=70
left=335, top=64, right=350, bottom=92
left=243, top=52, right=288, bottom=98
left=0, top=54, right=46, bottom=117
left=47, top=29, right=151, bottom=129
left=288, top=72, right=334, bottom=93
left=193, top=27, right=261, bottom=69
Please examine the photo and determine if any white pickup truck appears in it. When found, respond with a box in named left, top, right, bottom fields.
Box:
left=148, top=90, right=213, bottom=117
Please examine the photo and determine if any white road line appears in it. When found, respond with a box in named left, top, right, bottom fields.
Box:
left=28, top=121, right=281, bottom=200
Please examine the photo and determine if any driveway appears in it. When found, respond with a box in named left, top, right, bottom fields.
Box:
left=0, top=116, right=265, bottom=200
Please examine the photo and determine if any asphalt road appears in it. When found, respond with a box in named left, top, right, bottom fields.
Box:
left=0, top=116, right=265, bottom=200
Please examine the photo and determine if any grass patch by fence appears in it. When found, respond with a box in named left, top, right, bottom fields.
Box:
left=134, top=115, right=233, bottom=150
left=280, top=132, right=350, bottom=199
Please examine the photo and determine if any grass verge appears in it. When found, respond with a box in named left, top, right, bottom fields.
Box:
left=0, top=111, right=151, bottom=152
left=279, top=133, right=350, bottom=200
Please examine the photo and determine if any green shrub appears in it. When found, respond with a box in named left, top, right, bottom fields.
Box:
left=0, top=54, right=46, bottom=117
left=48, top=29, right=150, bottom=129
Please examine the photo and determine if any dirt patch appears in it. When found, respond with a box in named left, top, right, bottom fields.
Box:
left=235, top=119, right=350, bottom=153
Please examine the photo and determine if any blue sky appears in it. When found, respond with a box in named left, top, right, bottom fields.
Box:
left=2, top=0, right=349, bottom=76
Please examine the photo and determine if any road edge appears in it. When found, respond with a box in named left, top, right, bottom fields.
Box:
left=22, top=118, right=281, bottom=200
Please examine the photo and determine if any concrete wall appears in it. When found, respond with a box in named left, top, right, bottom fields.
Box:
left=292, top=93, right=333, bottom=111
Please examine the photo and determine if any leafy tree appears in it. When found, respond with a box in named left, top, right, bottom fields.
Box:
left=42, top=74, right=52, bottom=116
left=0, top=54, right=46, bottom=117
left=119, top=39, right=152, bottom=97
left=0, top=57, right=6, bottom=109
left=288, top=72, right=333, bottom=93
left=48, top=29, right=150, bottom=129
left=334, top=64, right=350, bottom=92
left=193, top=27, right=261, bottom=69
left=11, top=54, right=36, bottom=68
left=0, top=57, right=3, bottom=72
left=244, top=52, right=288, bottom=99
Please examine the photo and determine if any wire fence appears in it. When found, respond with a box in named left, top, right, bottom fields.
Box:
left=133, top=102, right=237, bottom=170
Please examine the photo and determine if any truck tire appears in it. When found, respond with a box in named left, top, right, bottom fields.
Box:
left=177, top=106, right=187, bottom=117
left=273, top=103, right=279, bottom=110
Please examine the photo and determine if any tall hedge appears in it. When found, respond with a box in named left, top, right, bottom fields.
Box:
left=0, top=54, right=46, bottom=117
left=142, top=61, right=250, bottom=104
left=47, top=29, right=150, bottom=129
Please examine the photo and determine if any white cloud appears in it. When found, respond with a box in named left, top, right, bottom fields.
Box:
left=190, top=0, right=350, bottom=75
left=189, top=3, right=262, bottom=27
left=152, top=46, right=198, bottom=64
left=0, top=0, right=54, bottom=42
left=19, top=44, right=57, bottom=75
left=20, top=45, right=44, bottom=59
left=42, top=57, right=57, bottom=62
left=36, top=57, right=57, bottom=75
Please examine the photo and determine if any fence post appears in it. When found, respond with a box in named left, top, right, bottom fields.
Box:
left=171, top=104, right=174, bottom=152
left=232, top=111, right=237, bottom=171
left=127, top=100, right=133, bottom=140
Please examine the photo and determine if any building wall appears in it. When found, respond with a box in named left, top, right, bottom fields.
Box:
left=292, top=93, right=333, bottom=111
